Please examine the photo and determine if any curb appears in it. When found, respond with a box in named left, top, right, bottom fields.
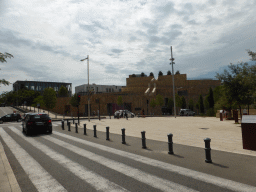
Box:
left=0, top=141, right=21, bottom=192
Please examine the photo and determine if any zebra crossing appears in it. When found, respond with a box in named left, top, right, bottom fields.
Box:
left=1, top=125, right=256, bottom=192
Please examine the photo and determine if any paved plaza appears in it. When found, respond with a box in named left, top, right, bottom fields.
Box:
left=72, top=116, right=256, bottom=157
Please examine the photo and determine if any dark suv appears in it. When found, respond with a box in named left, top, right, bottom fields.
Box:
left=22, top=113, right=52, bottom=135
left=0, top=113, right=22, bottom=123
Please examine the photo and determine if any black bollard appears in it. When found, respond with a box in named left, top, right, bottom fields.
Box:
left=106, top=126, right=110, bottom=140
left=61, top=120, right=64, bottom=130
left=73, top=118, right=75, bottom=124
left=204, top=138, right=212, bottom=163
left=121, top=128, right=126, bottom=144
left=141, top=131, right=147, bottom=149
left=84, top=124, right=87, bottom=135
left=66, top=119, right=69, bottom=126
left=93, top=125, right=97, bottom=137
left=68, top=122, right=71, bottom=131
left=75, top=123, right=78, bottom=133
left=167, top=134, right=174, bottom=154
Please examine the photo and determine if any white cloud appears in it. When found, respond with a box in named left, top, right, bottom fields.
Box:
left=0, top=0, right=256, bottom=95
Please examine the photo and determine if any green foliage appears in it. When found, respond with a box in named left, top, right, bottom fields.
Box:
left=141, top=72, right=145, bottom=77
left=0, top=52, right=13, bottom=63
left=158, top=71, right=163, bottom=77
left=117, top=96, right=123, bottom=106
left=149, top=99, right=156, bottom=108
left=188, top=99, right=194, bottom=111
left=206, top=108, right=215, bottom=116
left=167, top=98, right=174, bottom=108
left=175, top=94, right=182, bottom=108
left=156, top=94, right=164, bottom=106
left=131, top=74, right=136, bottom=77
left=43, top=88, right=57, bottom=111
left=199, top=94, right=204, bottom=113
left=0, top=52, right=13, bottom=86
left=167, top=70, right=171, bottom=75
left=32, top=96, right=45, bottom=107
left=58, top=85, right=68, bottom=97
left=181, top=96, right=186, bottom=109
left=149, top=72, right=154, bottom=77
left=69, top=93, right=79, bottom=107
left=204, top=95, right=209, bottom=110
left=208, top=87, right=214, bottom=108
left=215, top=51, right=256, bottom=116
left=175, top=70, right=180, bottom=75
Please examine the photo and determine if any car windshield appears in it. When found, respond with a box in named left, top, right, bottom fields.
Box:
left=30, top=114, right=49, bottom=120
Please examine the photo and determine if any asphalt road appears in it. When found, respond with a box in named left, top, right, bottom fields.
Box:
left=1, top=107, right=256, bottom=191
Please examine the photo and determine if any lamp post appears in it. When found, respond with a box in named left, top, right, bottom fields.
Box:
left=81, top=55, right=90, bottom=122
left=169, top=46, right=176, bottom=118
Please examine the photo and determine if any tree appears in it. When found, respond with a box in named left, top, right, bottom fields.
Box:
left=32, top=96, right=45, bottom=108
left=141, top=72, right=145, bottom=77
left=199, top=94, right=204, bottom=114
left=43, top=87, right=57, bottom=115
left=131, top=74, right=136, bottom=77
left=175, top=70, right=180, bottom=75
left=167, top=70, right=171, bottom=75
left=208, top=87, right=214, bottom=108
left=58, top=85, right=68, bottom=97
left=156, top=94, right=164, bottom=106
left=167, top=97, right=174, bottom=114
left=158, top=71, right=163, bottom=77
left=149, top=72, right=154, bottom=77
left=117, top=96, right=123, bottom=107
left=0, top=52, right=13, bottom=86
left=149, top=98, right=156, bottom=114
left=181, top=96, right=186, bottom=109
left=188, top=99, right=194, bottom=111
left=175, top=93, right=182, bottom=114
left=216, top=51, right=256, bottom=117
left=69, top=93, right=79, bottom=107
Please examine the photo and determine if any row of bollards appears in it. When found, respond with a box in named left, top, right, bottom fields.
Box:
left=60, top=120, right=212, bottom=163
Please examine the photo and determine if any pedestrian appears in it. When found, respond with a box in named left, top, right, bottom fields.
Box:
left=142, top=109, right=145, bottom=118
left=125, top=110, right=128, bottom=120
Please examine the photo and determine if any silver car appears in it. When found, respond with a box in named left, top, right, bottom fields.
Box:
left=114, top=110, right=135, bottom=118
left=180, top=109, right=195, bottom=116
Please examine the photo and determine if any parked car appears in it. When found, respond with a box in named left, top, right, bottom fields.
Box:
left=0, top=113, right=22, bottom=124
left=179, top=109, right=195, bottom=116
left=114, top=110, right=135, bottom=118
left=22, top=113, right=52, bottom=135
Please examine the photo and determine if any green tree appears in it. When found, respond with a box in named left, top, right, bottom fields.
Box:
left=175, top=70, right=180, bottom=75
left=167, top=98, right=174, bottom=114
left=69, top=93, right=79, bottom=107
left=199, top=94, right=204, bottom=114
left=158, top=71, right=163, bottom=77
left=156, top=94, right=164, bottom=106
left=150, top=98, right=157, bottom=114
left=208, top=87, right=214, bottom=108
left=181, top=96, right=186, bottom=109
left=167, top=70, right=171, bottom=75
left=32, top=96, right=45, bottom=108
left=43, top=87, right=57, bottom=115
left=0, top=52, right=13, bottom=86
left=58, top=85, right=68, bottom=97
left=149, top=72, right=154, bottom=77
left=141, top=72, right=145, bottom=77
left=188, top=99, right=194, bottom=111
left=117, top=96, right=123, bottom=107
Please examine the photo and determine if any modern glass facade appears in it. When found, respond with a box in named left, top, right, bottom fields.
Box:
left=13, top=81, right=72, bottom=96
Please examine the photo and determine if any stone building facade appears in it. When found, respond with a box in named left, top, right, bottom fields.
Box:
left=43, top=74, right=221, bottom=116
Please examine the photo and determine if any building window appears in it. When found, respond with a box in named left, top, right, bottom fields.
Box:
left=106, top=88, right=108, bottom=92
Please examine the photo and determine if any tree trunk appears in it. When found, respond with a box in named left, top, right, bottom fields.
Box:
left=248, top=104, right=250, bottom=115
left=239, top=105, right=242, bottom=120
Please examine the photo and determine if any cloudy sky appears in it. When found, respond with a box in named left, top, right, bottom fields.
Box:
left=1, top=0, right=256, bottom=94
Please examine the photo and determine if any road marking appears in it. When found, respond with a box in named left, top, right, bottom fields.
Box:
left=44, top=134, right=199, bottom=192
left=53, top=131, right=256, bottom=192
left=0, top=128, right=67, bottom=192
left=9, top=127, right=129, bottom=192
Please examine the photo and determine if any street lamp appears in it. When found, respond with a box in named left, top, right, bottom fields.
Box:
left=80, top=55, right=90, bottom=122
left=169, top=46, right=176, bottom=118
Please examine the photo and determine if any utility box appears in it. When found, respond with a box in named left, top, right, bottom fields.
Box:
left=241, top=115, right=256, bottom=151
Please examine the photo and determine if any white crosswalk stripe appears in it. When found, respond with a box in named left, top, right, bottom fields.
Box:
left=0, top=128, right=67, bottom=192
left=9, top=126, right=128, bottom=192
left=1, top=126, right=256, bottom=192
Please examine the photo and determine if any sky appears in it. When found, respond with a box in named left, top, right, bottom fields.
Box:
left=1, top=0, right=256, bottom=95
